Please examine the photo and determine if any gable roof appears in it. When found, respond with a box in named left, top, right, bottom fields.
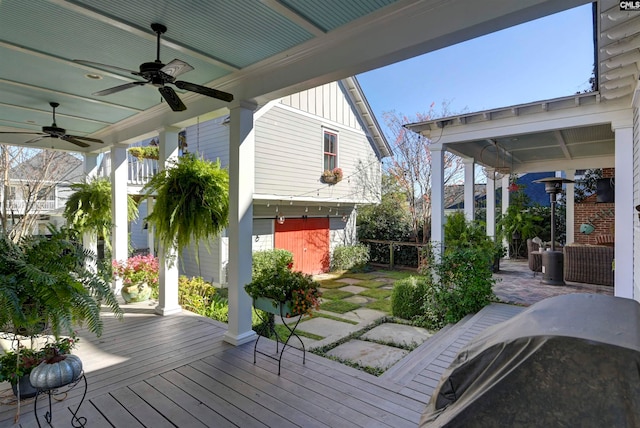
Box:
left=10, top=151, right=83, bottom=183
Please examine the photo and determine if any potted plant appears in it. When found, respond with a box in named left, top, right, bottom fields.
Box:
left=112, top=254, right=160, bottom=303
left=64, top=177, right=139, bottom=254
left=244, top=258, right=322, bottom=318
left=143, top=153, right=229, bottom=254
left=321, top=167, right=343, bottom=185
left=128, top=145, right=159, bottom=160
left=0, top=227, right=122, bottom=398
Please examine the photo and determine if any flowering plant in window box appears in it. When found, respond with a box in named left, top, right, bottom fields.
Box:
left=321, top=167, right=343, bottom=185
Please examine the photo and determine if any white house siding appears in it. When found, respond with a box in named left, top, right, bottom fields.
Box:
left=254, top=104, right=380, bottom=203
left=184, top=116, right=229, bottom=166
left=130, top=199, right=149, bottom=251
left=634, top=105, right=640, bottom=302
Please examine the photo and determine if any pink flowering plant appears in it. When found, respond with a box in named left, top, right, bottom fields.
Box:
left=112, top=254, right=159, bottom=286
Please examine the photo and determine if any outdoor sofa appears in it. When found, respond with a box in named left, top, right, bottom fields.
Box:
left=563, top=244, right=614, bottom=286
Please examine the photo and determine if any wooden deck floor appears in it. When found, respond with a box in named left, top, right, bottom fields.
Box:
left=1, top=303, right=524, bottom=427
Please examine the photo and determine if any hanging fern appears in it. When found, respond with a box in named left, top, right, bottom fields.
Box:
left=64, top=177, right=138, bottom=245
left=143, top=153, right=229, bottom=253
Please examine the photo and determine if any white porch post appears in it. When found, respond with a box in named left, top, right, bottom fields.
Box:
left=82, top=153, right=99, bottom=270
left=463, top=158, right=475, bottom=221
left=613, top=122, right=634, bottom=299
left=430, top=145, right=445, bottom=258
left=565, top=170, right=575, bottom=245
left=224, top=101, right=258, bottom=346
left=146, top=196, right=155, bottom=256
left=111, top=146, right=128, bottom=294
left=486, top=176, right=496, bottom=239
left=155, top=128, right=182, bottom=316
left=501, top=175, right=510, bottom=258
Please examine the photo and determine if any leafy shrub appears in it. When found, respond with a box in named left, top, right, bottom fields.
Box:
left=414, top=245, right=496, bottom=329
left=252, top=249, right=293, bottom=279
left=391, top=276, right=428, bottom=320
left=331, top=244, right=370, bottom=271
left=178, top=276, right=217, bottom=314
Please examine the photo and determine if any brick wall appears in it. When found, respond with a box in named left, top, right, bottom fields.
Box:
left=574, top=202, right=615, bottom=244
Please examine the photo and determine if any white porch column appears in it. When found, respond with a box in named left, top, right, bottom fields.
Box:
left=224, top=101, right=258, bottom=346
left=501, top=175, right=510, bottom=258
left=565, top=170, right=575, bottom=245
left=155, top=127, right=182, bottom=316
left=111, top=146, right=128, bottom=294
left=82, top=153, right=99, bottom=269
left=486, top=176, right=496, bottom=239
left=463, top=158, right=475, bottom=221
left=146, top=196, right=155, bottom=256
left=613, top=122, right=634, bottom=299
left=430, top=145, right=445, bottom=258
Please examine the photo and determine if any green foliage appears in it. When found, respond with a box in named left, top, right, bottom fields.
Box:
left=446, top=211, right=504, bottom=267
left=64, top=177, right=138, bottom=244
left=252, top=249, right=293, bottom=279
left=245, top=249, right=321, bottom=317
left=0, top=227, right=122, bottom=339
left=496, top=181, right=544, bottom=256
left=415, top=245, right=495, bottom=329
left=319, top=300, right=360, bottom=313
left=575, top=168, right=603, bottom=203
left=178, top=275, right=217, bottom=314
left=128, top=146, right=159, bottom=160
left=391, top=276, right=429, bottom=320
left=143, top=153, right=229, bottom=255
left=330, top=244, right=370, bottom=271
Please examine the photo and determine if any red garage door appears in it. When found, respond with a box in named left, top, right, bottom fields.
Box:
left=274, top=217, right=330, bottom=274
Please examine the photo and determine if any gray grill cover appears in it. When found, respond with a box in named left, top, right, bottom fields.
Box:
left=420, top=293, right=640, bottom=427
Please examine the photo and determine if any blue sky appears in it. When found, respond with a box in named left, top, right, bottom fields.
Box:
left=357, top=4, right=595, bottom=122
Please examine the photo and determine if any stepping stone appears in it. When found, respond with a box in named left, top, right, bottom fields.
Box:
left=362, top=323, right=432, bottom=348
left=337, top=278, right=363, bottom=285
left=338, top=285, right=367, bottom=294
left=342, top=295, right=370, bottom=305
left=339, top=308, right=387, bottom=324
left=327, top=339, right=408, bottom=371
left=296, top=317, right=359, bottom=338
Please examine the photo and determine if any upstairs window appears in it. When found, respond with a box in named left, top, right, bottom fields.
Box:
left=323, top=130, right=338, bottom=170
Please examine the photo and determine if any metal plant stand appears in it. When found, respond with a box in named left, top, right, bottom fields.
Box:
left=34, top=373, right=87, bottom=428
left=253, top=298, right=306, bottom=375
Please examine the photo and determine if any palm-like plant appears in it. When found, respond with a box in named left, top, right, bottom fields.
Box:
left=0, top=227, right=122, bottom=338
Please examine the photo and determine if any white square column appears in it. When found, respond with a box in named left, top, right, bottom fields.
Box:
left=486, top=176, right=496, bottom=239
left=111, top=146, right=128, bottom=294
left=224, top=101, right=258, bottom=346
left=155, top=127, right=182, bottom=316
left=463, top=158, right=475, bottom=221
left=565, top=170, right=575, bottom=245
left=83, top=153, right=99, bottom=270
left=430, top=145, right=445, bottom=258
left=613, top=123, right=633, bottom=299
left=501, top=175, right=510, bottom=257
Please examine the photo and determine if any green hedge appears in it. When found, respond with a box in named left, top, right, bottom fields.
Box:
left=331, top=244, right=370, bottom=271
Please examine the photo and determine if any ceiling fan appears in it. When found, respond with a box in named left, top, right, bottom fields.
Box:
left=74, top=23, right=234, bottom=112
left=0, top=102, right=104, bottom=148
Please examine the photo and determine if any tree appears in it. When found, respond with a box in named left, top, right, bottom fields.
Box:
left=0, top=146, right=83, bottom=242
left=382, top=106, right=465, bottom=243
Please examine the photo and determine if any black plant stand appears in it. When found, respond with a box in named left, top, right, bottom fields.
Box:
left=34, top=372, right=87, bottom=427
left=253, top=300, right=305, bottom=375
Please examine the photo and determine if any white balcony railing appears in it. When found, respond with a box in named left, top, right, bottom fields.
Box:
left=4, top=199, right=57, bottom=211
left=128, top=158, right=158, bottom=186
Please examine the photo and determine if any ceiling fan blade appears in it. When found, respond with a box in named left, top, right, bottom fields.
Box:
left=158, top=86, right=187, bottom=112
left=73, top=59, right=140, bottom=77
left=93, top=81, right=147, bottom=96
left=174, top=81, right=234, bottom=102
left=62, top=136, right=91, bottom=148
left=23, top=136, right=47, bottom=144
left=65, top=134, right=104, bottom=144
left=160, top=59, right=194, bottom=78
left=0, top=131, right=44, bottom=135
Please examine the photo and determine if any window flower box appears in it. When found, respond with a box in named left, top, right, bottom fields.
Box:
left=321, top=167, right=343, bottom=185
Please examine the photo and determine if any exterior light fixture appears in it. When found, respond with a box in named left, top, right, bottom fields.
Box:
left=277, top=215, right=285, bottom=224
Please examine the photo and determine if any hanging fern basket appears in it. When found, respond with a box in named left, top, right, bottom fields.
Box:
left=143, top=153, right=229, bottom=253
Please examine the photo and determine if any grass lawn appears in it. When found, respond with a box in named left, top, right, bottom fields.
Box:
left=366, top=299, right=391, bottom=313
left=355, top=280, right=387, bottom=289
left=376, top=270, right=414, bottom=280
left=318, top=280, right=351, bottom=289
left=359, top=288, right=392, bottom=299
left=320, top=300, right=361, bottom=313
left=321, top=289, right=354, bottom=300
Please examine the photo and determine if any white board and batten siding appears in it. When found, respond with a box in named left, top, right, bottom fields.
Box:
left=633, top=105, right=640, bottom=302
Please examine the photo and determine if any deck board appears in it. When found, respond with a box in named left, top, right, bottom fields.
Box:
left=1, top=303, right=524, bottom=427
